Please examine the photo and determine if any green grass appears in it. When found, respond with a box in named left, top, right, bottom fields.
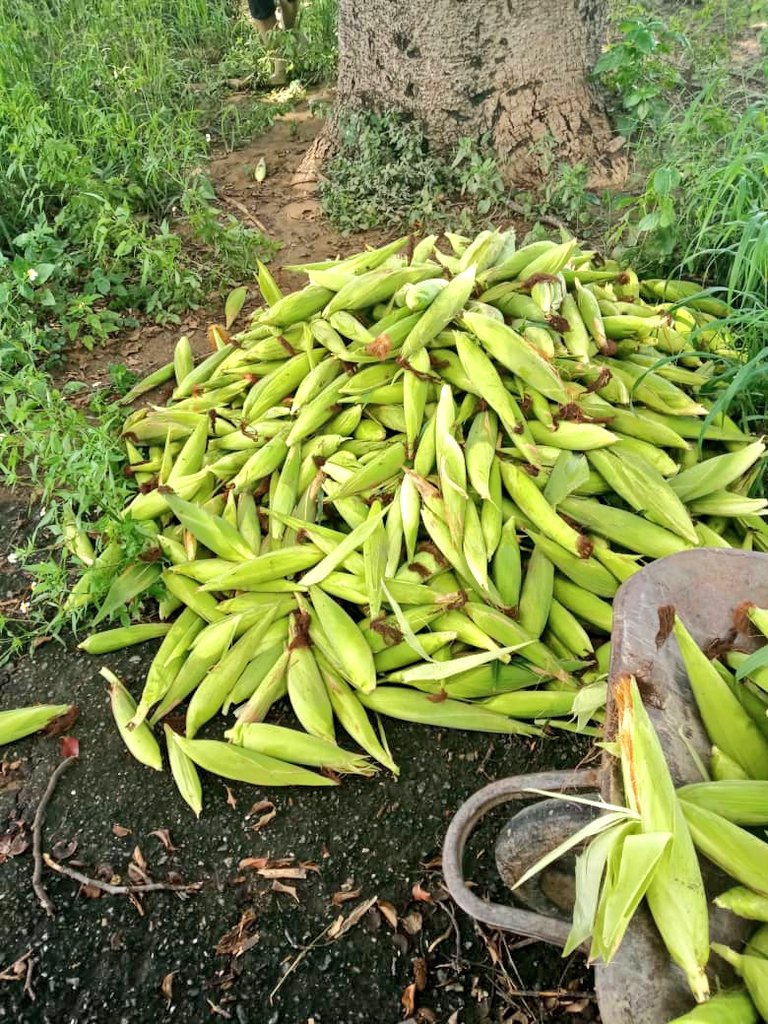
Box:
left=0, top=0, right=338, bottom=657
left=0, top=0, right=337, bottom=372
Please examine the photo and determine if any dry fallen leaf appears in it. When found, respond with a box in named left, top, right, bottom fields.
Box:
left=59, top=735, right=80, bottom=758
left=51, top=838, right=77, bottom=860
left=132, top=846, right=148, bottom=872
left=328, top=896, right=379, bottom=941
left=411, top=882, right=432, bottom=903
left=271, top=880, right=299, bottom=903
left=427, top=925, right=453, bottom=954
left=245, top=799, right=273, bottom=818
left=246, top=800, right=276, bottom=833
left=331, top=887, right=362, bottom=907
left=401, top=982, right=417, bottom=1017
left=257, top=866, right=306, bottom=880
left=215, top=908, right=259, bottom=957
left=377, top=899, right=398, bottom=930
left=206, top=998, right=232, bottom=1019
left=0, top=949, right=31, bottom=983
left=112, top=824, right=131, bottom=838
left=0, top=829, right=29, bottom=863
left=80, top=884, right=102, bottom=900
left=238, top=856, right=269, bottom=872
left=224, top=786, right=237, bottom=809
left=412, top=957, right=428, bottom=992
left=149, top=828, right=176, bottom=852
left=127, top=862, right=150, bottom=885
left=564, top=998, right=591, bottom=1014
left=300, top=860, right=321, bottom=875
left=401, top=911, right=423, bottom=936
left=161, top=971, right=176, bottom=1002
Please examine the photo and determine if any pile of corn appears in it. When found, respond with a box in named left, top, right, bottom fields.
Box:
left=522, top=604, right=768, bottom=1020
left=67, top=230, right=768, bottom=816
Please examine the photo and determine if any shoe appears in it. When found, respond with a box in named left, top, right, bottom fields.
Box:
left=268, top=56, right=288, bottom=86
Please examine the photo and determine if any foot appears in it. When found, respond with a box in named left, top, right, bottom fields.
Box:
left=267, top=56, right=288, bottom=86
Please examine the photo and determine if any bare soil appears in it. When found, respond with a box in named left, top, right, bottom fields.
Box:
left=58, top=97, right=392, bottom=392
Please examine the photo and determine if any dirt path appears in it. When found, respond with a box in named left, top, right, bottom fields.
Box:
left=59, top=97, right=391, bottom=392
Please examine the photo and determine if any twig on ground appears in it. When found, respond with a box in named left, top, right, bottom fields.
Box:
left=269, top=923, right=329, bottom=1003
left=32, top=755, right=78, bottom=916
left=221, top=195, right=270, bottom=235
left=504, top=203, right=568, bottom=230
left=43, top=854, right=203, bottom=896
left=23, top=956, right=35, bottom=1002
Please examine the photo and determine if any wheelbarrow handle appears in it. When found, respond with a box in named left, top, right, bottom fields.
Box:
left=442, top=768, right=601, bottom=946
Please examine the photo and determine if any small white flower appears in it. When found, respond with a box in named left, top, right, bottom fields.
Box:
left=26, top=268, right=39, bottom=282
left=7, top=552, right=19, bottom=564
left=30, top=581, right=37, bottom=591
left=172, top=206, right=178, bottom=216
left=205, top=133, right=211, bottom=143
left=20, top=600, right=30, bottom=614
left=39, top=506, right=46, bottom=518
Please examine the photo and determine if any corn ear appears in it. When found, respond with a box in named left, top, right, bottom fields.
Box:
left=103, top=667, right=162, bottom=771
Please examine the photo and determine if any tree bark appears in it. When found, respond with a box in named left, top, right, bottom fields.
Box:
left=302, top=0, right=625, bottom=189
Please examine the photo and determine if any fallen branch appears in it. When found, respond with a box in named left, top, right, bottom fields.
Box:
left=32, top=755, right=78, bottom=916
left=43, top=854, right=203, bottom=896
left=505, top=202, right=568, bottom=231
left=221, top=195, right=269, bottom=236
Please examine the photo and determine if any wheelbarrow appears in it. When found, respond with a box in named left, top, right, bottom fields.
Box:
left=443, top=549, right=768, bottom=1023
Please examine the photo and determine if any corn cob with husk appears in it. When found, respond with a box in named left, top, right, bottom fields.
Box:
left=65, top=228, right=765, bottom=820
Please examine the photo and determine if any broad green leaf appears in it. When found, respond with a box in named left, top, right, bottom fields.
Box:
left=511, top=811, right=630, bottom=891
left=225, top=286, right=248, bottom=328
left=734, top=644, right=768, bottom=682
left=571, top=682, right=608, bottom=732
left=564, top=819, right=637, bottom=956
left=92, top=561, right=162, bottom=626
left=381, top=580, right=437, bottom=664
left=394, top=644, right=526, bottom=683
left=591, top=830, right=671, bottom=963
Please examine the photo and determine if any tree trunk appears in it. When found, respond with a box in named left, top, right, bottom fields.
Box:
left=309, top=0, right=625, bottom=188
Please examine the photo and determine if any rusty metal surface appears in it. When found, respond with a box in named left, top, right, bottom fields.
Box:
left=442, top=550, right=768, bottom=1024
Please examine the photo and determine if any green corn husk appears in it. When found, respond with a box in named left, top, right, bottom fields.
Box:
left=711, top=945, right=768, bottom=1021
left=358, top=686, right=542, bottom=735
left=680, top=801, right=768, bottom=897
left=0, top=704, right=73, bottom=746
left=672, top=614, right=768, bottom=779
left=172, top=736, right=338, bottom=787
left=615, top=675, right=710, bottom=1003
left=714, top=887, right=768, bottom=922
left=226, top=723, right=375, bottom=776
left=666, top=989, right=757, bottom=1023
left=676, top=781, right=768, bottom=825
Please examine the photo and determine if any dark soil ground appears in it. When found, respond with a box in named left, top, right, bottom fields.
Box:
left=0, top=493, right=598, bottom=1024
left=2, top=100, right=600, bottom=1023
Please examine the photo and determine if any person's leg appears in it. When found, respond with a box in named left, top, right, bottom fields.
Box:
left=246, top=0, right=277, bottom=38
left=246, top=0, right=287, bottom=85
left=278, top=0, right=299, bottom=29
